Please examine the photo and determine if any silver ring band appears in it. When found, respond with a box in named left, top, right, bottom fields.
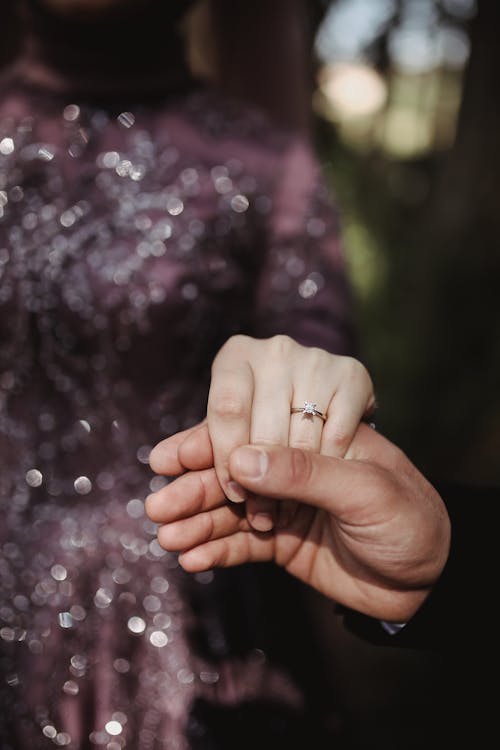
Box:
left=291, top=401, right=327, bottom=422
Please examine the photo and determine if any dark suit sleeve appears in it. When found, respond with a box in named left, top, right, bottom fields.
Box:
left=341, top=482, right=496, bottom=653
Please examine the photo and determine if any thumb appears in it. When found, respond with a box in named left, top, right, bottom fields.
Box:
left=229, top=444, right=368, bottom=515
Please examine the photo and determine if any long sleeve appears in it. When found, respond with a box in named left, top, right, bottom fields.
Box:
left=340, top=481, right=497, bottom=743
left=342, top=482, right=496, bottom=652
left=251, top=135, right=357, bottom=356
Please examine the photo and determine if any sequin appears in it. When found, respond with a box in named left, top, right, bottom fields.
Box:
left=148, top=475, right=167, bottom=492
left=0, top=137, right=14, bottom=155
left=38, top=145, right=55, bottom=161
left=63, top=104, right=80, bottom=122
left=117, top=112, right=136, bottom=129
left=149, top=631, right=168, bottom=648
left=94, top=588, right=113, bottom=608
left=58, top=612, right=74, bottom=628
left=56, top=732, right=72, bottom=745
left=166, top=196, right=184, bottom=215
left=74, top=476, right=92, bottom=494
left=176, top=669, right=195, bottom=685
left=112, top=567, right=131, bottom=584
left=113, top=658, right=130, bottom=674
left=51, top=564, right=68, bottom=581
left=62, top=680, right=79, bottom=696
left=70, top=654, right=87, bottom=672
left=143, top=595, right=161, bottom=612
left=230, top=194, right=250, bottom=212
left=0, top=627, right=15, bottom=642
left=298, top=277, right=319, bottom=299
left=105, top=720, right=123, bottom=736
left=25, top=469, right=43, bottom=487
left=136, top=446, right=151, bottom=464
left=152, top=613, right=171, bottom=629
left=194, top=570, right=214, bottom=585
left=1, top=65, right=351, bottom=748
left=70, top=604, right=87, bottom=621
left=200, top=671, right=219, bottom=684
left=150, top=576, right=169, bottom=594
left=127, top=616, right=146, bottom=635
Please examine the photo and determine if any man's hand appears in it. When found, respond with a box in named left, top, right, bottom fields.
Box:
left=146, top=423, right=450, bottom=623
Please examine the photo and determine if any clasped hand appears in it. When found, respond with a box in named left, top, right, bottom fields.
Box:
left=146, top=335, right=450, bottom=623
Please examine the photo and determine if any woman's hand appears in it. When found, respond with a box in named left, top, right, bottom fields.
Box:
left=205, top=334, right=375, bottom=531
left=146, top=423, right=450, bottom=623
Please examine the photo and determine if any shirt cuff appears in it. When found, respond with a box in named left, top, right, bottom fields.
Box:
left=380, top=620, right=408, bottom=635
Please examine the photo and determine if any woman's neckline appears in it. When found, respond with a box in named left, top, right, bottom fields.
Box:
left=8, top=0, right=198, bottom=100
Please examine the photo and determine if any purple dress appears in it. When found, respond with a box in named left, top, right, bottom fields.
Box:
left=0, top=4, right=354, bottom=748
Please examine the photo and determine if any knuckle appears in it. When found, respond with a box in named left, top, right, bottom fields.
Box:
left=345, top=356, right=372, bottom=387
left=289, top=436, right=317, bottom=452
left=251, top=433, right=284, bottom=446
left=268, top=334, right=296, bottom=358
left=209, top=389, right=248, bottom=420
left=301, top=347, right=337, bottom=382
left=202, top=512, right=216, bottom=541
left=331, top=429, right=350, bottom=452
left=222, top=333, right=251, bottom=351
left=309, top=346, right=331, bottom=368
left=211, top=541, right=230, bottom=568
left=197, top=471, right=212, bottom=510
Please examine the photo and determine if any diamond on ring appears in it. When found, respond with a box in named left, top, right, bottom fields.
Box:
left=290, top=401, right=326, bottom=422
left=303, top=401, right=318, bottom=415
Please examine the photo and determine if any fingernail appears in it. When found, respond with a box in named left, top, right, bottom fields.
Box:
left=226, top=480, right=248, bottom=504
left=233, top=447, right=268, bottom=480
left=249, top=512, right=274, bottom=532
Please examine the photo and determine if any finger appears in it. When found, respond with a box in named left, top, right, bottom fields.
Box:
left=249, top=370, right=292, bottom=447
left=145, top=467, right=225, bottom=524
left=177, top=422, right=214, bottom=471
left=207, top=360, right=254, bottom=503
left=245, top=496, right=276, bottom=532
left=289, top=355, right=373, bottom=458
left=178, top=531, right=275, bottom=572
left=286, top=350, right=340, bottom=530
left=149, top=421, right=206, bottom=475
left=321, top=360, right=374, bottom=457
left=344, top=422, right=406, bottom=469
left=157, top=504, right=250, bottom=552
left=288, top=350, right=333, bottom=453
left=245, top=371, right=291, bottom=531
left=229, top=443, right=380, bottom=520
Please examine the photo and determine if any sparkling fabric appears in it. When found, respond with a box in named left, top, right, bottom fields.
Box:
left=0, top=9, right=355, bottom=749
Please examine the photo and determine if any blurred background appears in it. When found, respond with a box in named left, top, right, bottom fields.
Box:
left=2, top=2, right=496, bottom=747
left=2, top=0, right=498, bottom=483
left=311, top=0, right=500, bottom=488
left=188, top=0, right=500, bottom=488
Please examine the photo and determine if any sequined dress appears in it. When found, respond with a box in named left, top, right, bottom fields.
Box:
left=0, top=5, right=354, bottom=749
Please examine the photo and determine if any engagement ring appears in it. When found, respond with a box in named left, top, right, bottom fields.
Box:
left=290, top=401, right=326, bottom=422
